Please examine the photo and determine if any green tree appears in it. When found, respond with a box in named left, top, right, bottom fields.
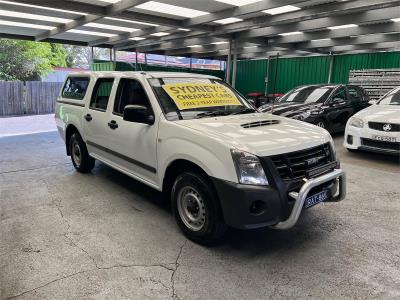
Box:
left=64, top=45, right=110, bottom=69
left=0, top=39, right=67, bottom=81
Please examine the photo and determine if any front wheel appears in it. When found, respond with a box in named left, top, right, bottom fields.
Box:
left=315, top=119, right=327, bottom=129
left=69, top=133, right=95, bottom=173
left=171, top=172, right=227, bottom=245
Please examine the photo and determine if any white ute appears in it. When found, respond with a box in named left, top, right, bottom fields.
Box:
left=55, top=71, right=346, bottom=244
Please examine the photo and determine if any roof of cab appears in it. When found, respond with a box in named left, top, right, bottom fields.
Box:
left=66, top=71, right=220, bottom=80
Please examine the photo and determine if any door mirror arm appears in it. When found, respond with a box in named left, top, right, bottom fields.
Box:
left=123, top=105, right=155, bottom=125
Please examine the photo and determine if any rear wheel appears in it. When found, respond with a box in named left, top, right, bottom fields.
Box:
left=69, top=133, right=95, bottom=173
left=171, top=172, right=227, bottom=245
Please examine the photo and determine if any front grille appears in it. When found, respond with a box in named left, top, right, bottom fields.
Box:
left=241, top=120, right=280, bottom=128
left=270, top=143, right=333, bottom=181
left=369, top=122, right=400, bottom=132
left=361, top=138, right=400, bottom=151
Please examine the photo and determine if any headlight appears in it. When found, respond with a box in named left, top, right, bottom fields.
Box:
left=329, top=138, right=337, bottom=161
left=349, top=117, right=364, bottom=128
left=231, top=149, right=269, bottom=185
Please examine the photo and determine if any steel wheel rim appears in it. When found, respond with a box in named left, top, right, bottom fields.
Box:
left=177, top=186, right=206, bottom=231
left=72, top=140, right=82, bottom=167
left=317, top=121, right=325, bottom=128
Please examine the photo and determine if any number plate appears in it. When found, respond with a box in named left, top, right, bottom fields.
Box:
left=372, top=135, right=396, bottom=142
left=304, top=190, right=329, bottom=209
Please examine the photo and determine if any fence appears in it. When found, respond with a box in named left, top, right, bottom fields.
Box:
left=92, top=60, right=225, bottom=79
left=234, top=51, right=400, bottom=96
left=0, top=81, right=63, bottom=116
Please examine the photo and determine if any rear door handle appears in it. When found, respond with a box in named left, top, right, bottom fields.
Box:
left=84, top=114, right=92, bottom=121
left=108, top=120, right=118, bottom=130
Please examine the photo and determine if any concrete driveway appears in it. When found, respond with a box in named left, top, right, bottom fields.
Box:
left=0, top=115, right=56, bottom=138
left=0, top=131, right=399, bottom=299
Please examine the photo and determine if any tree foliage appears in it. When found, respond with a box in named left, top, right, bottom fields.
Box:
left=0, top=39, right=67, bottom=81
left=64, top=45, right=110, bottom=68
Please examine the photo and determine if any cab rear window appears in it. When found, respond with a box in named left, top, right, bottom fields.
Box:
left=62, top=77, right=90, bottom=100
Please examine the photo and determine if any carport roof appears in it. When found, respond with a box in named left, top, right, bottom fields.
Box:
left=0, top=0, right=400, bottom=59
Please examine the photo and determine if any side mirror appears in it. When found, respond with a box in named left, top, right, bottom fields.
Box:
left=123, top=105, right=155, bottom=125
left=331, top=98, right=345, bottom=105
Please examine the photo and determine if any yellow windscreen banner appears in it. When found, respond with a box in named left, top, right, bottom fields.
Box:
left=162, top=83, right=241, bottom=110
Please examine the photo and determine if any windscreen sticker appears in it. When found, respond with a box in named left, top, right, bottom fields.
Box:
left=162, top=83, right=241, bottom=110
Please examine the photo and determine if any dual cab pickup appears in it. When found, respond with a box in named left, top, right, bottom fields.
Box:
left=56, top=71, right=346, bottom=244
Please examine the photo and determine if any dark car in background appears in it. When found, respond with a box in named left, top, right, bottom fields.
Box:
left=259, top=84, right=370, bottom=133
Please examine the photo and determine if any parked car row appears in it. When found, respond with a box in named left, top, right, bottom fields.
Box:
left=259, top=84, right=370, bottom=132
left=259, top=84, right=399, bottom=156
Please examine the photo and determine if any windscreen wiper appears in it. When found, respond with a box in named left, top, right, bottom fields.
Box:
left=230, top=108, right=256, bottom=115
left=195, top=111, right=231, bottom=119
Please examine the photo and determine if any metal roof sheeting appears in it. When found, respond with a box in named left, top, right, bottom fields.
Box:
left=0, top=0, right=399, bottom=58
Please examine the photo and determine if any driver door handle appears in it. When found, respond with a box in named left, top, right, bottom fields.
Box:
left=108, top=120, right=118, bottom=130
left=84, top=114, right=92, bottom=121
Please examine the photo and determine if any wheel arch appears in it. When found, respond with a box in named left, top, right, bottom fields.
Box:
left=162, top=159, right=213, bottom=201
left=315, top=116, right=330, bottom=130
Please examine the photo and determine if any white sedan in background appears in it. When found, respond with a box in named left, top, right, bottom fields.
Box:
left=344, top=87, right=400, bottom=156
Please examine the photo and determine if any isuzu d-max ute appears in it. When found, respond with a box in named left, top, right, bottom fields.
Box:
left=55, top=71, right=346, bottom=244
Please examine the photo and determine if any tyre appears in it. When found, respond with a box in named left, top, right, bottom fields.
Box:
left=69, top=133, right=95, bottom=173
left=346, top=148, right=357, bottom=153
left=315, top=119, right=327, bottom=129
left=171, top=172, right=227, bottom=245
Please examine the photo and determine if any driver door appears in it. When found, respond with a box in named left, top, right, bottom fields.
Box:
left=326, top=87, right=352, bottom=132
left=105, top=77, right=159, bottom=186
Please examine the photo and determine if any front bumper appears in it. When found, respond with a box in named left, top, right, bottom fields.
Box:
left=212, top=168, right=346, bottom=230
left=272, top=169, right=346, bottom=229
left=344, top=124, right=400, bottom=156
left=212, top=179, right=281, bottom=229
